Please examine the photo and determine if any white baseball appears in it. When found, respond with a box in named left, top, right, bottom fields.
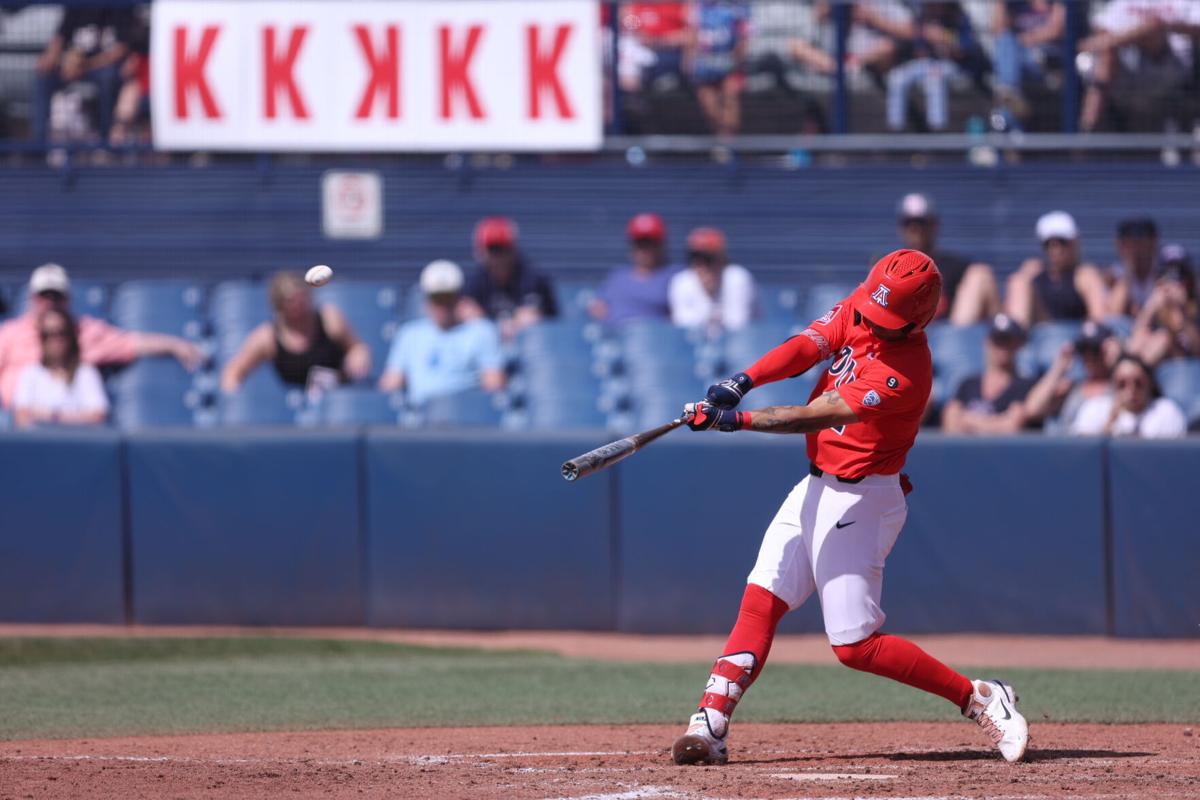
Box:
left=305, top=264, right=333, bottom=287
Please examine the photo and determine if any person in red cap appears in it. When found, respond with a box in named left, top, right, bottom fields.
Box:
left=668, top=226, right=757, bottom=335
left=590, top=213, right=681, bottom=325
left=461, top=217, right=558, bottom=341
left=668, top=250, right=1030, bottom=767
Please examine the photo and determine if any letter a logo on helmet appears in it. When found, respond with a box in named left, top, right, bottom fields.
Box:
left=853, top=249, right=943, bottom=331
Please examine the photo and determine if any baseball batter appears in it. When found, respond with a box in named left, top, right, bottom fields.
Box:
left=672, top=249, right=1030, bottom=765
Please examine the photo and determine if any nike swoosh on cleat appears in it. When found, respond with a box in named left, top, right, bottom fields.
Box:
left=835, top=520, right=856, bottom=529
left=997, top=699, right=1012, bottom=720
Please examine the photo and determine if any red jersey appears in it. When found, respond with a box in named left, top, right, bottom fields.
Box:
left=746, top=298, right=932, bottom=478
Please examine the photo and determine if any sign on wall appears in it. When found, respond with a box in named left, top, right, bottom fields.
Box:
left=322, top=171, right=383, bottom=240
left=150, top=1, right=601, bottom=152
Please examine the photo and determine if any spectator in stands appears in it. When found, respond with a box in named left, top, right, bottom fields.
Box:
left=0, top=264, right=201, bottom=410
left=669, top=226, right=756, bottom=335
left=941, top=313, right=1048, bottom=434
left=991, top=1, right=1066, bottom=132
left=12, top=308, right=108, bottom=429
left=31, top=6, right=134, bottom=146
left=460, top=217, right=558, bottom=341
left=1128, top=244, right=1200, bottom=366
left=880, top=1, right=989, bottom=132
left=1024, top=321, right=1120, bottom=432
left=220, top=271, right=371, bottom=394
left=109, top=6, right=150, bottom=148
left=1005, top=211, right=1108, bottom=327
left=1107, top=217, right=1160, bottom=318
left=379, top=260, right=505, bottom=404
left=617, top=3, right=690, bottom=92
left=847, top=1, right=914, bottom=92
left=1079, top=0, right=1200, bottom=133
left=1071, top=352, right=1186, bottom=438
left=688, top=1, right=750, bottom=139
left=893, top=193, right=999, bottom=325
left=590, top=213, right=681, bottom=325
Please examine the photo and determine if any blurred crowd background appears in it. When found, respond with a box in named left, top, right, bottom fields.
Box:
left=2, top=1, right=1200, bottom=149
left=0, top=1, right=1197, bottom=439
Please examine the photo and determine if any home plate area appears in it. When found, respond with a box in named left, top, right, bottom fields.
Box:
left=3, top=721, right=1198, bottom=800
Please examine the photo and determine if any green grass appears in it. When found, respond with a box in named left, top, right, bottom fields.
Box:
left=0, top=637, right=1194, bottom=740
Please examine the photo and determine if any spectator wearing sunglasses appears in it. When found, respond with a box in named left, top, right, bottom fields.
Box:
left=1005, top=211, right=1108, bottom=327
left=668, top=226, right=756, bottom=335
left=1071, top=352, right=1185, bottom=438
left=590, top=213, right=682, bottom=325
left=12, top=308, right=108, bottom=428
left=0, top=263, right=202, bottom=410
left=460, top=217, right=558, bottom=342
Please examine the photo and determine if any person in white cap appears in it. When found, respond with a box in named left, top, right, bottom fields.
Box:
left=1005, top=211, right=1108, bottom=328
left=0, top=263, right=202, bottom=410
left=378, top=260, right=505, bottom=404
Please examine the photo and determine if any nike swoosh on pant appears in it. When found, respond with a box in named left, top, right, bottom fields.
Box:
left=835, top=521, right=856, bottom=529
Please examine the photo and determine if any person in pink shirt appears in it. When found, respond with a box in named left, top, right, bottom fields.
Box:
left=0, top=263, right=202, bottom=409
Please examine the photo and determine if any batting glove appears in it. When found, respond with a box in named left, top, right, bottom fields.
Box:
left=685, top=401, right=747, bottom=432
left=705, top=372, right=753, bottom=409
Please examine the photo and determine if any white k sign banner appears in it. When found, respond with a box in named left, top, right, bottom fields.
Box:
left=150, top=0, right=601, bottom=151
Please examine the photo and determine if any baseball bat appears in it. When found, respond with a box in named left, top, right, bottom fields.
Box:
left=561, top=416, right=688, bottom=482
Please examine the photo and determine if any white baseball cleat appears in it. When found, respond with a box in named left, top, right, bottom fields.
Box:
left=671, top=711, right=729, bottom=765
left=964, top=678, right=1029, bottom=762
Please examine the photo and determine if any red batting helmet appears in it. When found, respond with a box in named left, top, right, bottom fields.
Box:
left=851, top=249, right=942, bottom=331
left=627, top=213, right=666, bottom=243
left=474, top=217, right=517, bottom=251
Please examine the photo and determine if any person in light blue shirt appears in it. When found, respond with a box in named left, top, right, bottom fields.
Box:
left=379, top=259, right=506, bottom=405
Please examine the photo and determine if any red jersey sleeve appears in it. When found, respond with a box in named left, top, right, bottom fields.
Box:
left=745, top=300, right=851, bottom=386
left=836, top=346, right=931, bottom=419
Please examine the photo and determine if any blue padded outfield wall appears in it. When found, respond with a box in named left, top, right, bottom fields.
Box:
left=0, top=431, right=1196, bottom=637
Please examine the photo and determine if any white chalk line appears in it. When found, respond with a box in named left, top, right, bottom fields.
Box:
left=0, top=749, right=653, bottom=768
left=768, top=772, right=896, bottom=781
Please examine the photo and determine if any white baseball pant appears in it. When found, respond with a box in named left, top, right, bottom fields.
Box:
left=746, top=470, right=907, bottom=646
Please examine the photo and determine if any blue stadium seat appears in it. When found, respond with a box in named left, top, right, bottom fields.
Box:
left=723, top=321, right=800, bottom=374
left=321, top=387, right=400, bottom=426
left=799, top=282, right=855, bottom=325
left=108, top=357, right=201, bottom=429
left=219, top=369, right=297, bottom=426
left=111, top=280, right=207, bottom=340
left=422, top=388, right=504, bottom=428
left=211, top=281, right=270, bottom=362
left=1156, top=359, right=1200, bottom=424
left=401, top=286, right=427, bottom=321
left=631, top=390, right=694, bottom=431
left=0, top=283, right=14, bottom=320
left=313, top=282, right=402, bottom=380
left=1020, top=321, right=1082, bottom=375
left=928, top=322, right=986, bottom=405
left=759, top=285, right=801, bottom=323
left=518, top=319, right=596, bottom=359
left=556, top=282, right=599, bottom=321
left=19, top=279, right=110, bottom=320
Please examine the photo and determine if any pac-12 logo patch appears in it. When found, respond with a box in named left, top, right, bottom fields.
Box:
left=817, top=304, right=842, bottom=325
left=887, top=376, right=899, bottom=389
left=863, top=389, right=882, bottom=407
left=871, top=284, right=891, bottom=307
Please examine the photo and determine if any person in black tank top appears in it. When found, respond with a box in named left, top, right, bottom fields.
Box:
left=1005, top=211, right=1108, bottom=327
left=220, top=271, right=372, bottom=394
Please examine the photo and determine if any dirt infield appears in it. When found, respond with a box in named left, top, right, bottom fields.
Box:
left=3, top=722, right=1197, bottom=800
left=3, top=625, right=1197, bottom=670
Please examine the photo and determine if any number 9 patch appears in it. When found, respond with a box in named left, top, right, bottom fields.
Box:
left=887, top=376, right=899, bottom=389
